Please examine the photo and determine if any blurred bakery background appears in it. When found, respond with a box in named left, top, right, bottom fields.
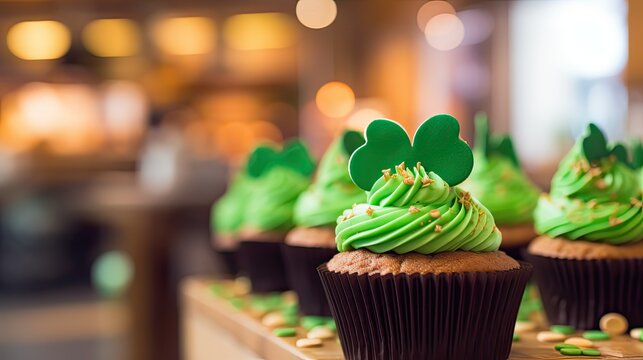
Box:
left=0, top=0, right=640, bottom=359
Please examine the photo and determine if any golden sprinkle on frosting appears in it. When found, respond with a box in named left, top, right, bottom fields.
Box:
left=435, top=225, right=443, bottom=233
left=408, top=206, right=420, bottom=214
left=587, top=200, right=598, bottom=209
left=382, top=169, right=391, bottom=181
left=365, top=207, right=374, bottom=216
left=631, top=198, right=643, bottom=207
left=421, top=175, right=434, bottom=187
left=429, top=209, right=440, bottom=218
left=595, top=179, right=607, bottom=189
left=458, top=191, right=473, bottom=209
left=609, top=216, right=622, bottom=226
left=588, top=167, right=602, bottom=177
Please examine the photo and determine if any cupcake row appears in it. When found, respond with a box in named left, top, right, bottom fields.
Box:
left=210, top=114, right=642, bottom=360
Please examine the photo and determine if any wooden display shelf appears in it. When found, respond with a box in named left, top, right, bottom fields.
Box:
left=180, top=277, right=643, bottom=360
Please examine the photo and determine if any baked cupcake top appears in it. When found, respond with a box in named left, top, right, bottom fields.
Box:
left=241, top=140, right=316, bottom=233
left=211, top=172, right=253, bottom=237
left=293, top=130, right=366, bottom=228
left=463, top=114, right=540, bottom=225
left=335, top=115, right=501, bottom=255
left=534, top=124, right=643, bottom=245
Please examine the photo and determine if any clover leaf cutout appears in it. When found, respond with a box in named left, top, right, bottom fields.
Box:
left=632, top=140, right=642, bottom=169
left=341, top=130, right=365, bottom=156
left=581, top=123, right=631, bottom=167
left=474, top=112, right=520, bottom=167
left=246, top=139, right=315, bottom=178
left=348, top=114, right=473, bottom=190
left=275, top=139, right=316, bottom=176
left=246, top=143, right=280, bottom=178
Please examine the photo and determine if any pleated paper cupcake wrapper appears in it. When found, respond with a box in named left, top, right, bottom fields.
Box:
left=524, top=252, right=643, bottom=330
left=237, top=241, right=289, bottom=293
left=282, top=244, right=337, bottom=316
left=318, top=262, right=532, bottom=360
left=213, top=249, right=239, bottom=276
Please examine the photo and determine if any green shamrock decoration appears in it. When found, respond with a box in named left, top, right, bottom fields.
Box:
left=246, top=139, right=315, bottom=178
left=348, top=114, right=473, bottom=190
left=341, top=130, right=365, bottom=156
left=631, top=140, right=642, bottom=169
left=246, top=144, right=279, bottom=178
left=474, top=112, right=520, bottom=167
left=581, top=123, right=630, bottom=167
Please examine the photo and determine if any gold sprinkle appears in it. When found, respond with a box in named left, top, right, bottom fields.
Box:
left=396, top=162, right=407, bottom=176
left=435, top=225, right=443, bottom=233
left=595, top=179, right=606, bottom=189
left=421, top=176, right=434, bottom=187
left=416, top=162, right=422, bottom=170
left=631, top=198, right=642, bottom=207
left=342, top=211, right=355, bottom=221
left=587, top=200, right=598, bottom=209
left=408, top=206, right=420, bottom=214
left=580, top=160, right=590, bottom=172
left=588, top=167, right=602, bottom=177
left=366, top=207, right=374, bottom=216
left=609, top=217, right=622, bottom=226
left=420, top=222, right=425, bottom=226
left=382, top=169, right=391, bottom=181
left=458, top=191, right=473, bottom=209
left=429, top=209, right=441, bottom=218
left=403, top=176, right=414, bottom=185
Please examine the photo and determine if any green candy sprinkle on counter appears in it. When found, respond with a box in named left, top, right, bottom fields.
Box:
left=560, top=348, right=582, bottom=356
left=582, top=330, right=610, bottom=341
left=581, top=349, right=601, bottom=356
left=228, top=298, right=245, bottom=310
left=301, top=316, right=330, bottom=330
left=512, top=333, right=520, bottom=342
left=550, top=325, right=575, bottom=335
left=554, top=343, right=578, bottom=351
left=273, top=328, right=297, bottom=337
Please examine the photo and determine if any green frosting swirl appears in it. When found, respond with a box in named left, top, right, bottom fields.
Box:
left=212, top=173, right=253, bottom=236
left=464, top=153, right=540, bottom=225
left=335, top=164, right=501, bottom=254
left=294, top=138, right=366, bottom=227
left=244, top=167, right=311, bottom=232
left=535, top=144, right=643, bottom=244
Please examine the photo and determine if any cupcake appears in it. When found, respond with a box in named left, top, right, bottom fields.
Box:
left=525, top=123, right=643, bottom=329
left=283, top=130, right=366, bottom=316
left=463, top=114, right=540, bottom=259
left=210, top=170, right=253, bottom=275
left=318, top=115, right=531, bottom=360
left=238, top=140, right=315, bottom=292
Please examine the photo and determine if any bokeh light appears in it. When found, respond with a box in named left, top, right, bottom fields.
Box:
left=345, top=108, right=385, bottom=131
left=459, top=9, right=494, bottom=46
left=101, top=81, right=148, bottom=142
left=224, top=13, right=297, bottom=50
left=416, top=1, right=455, bottom=32
left=151, top=16, right=216, bottom=55
left=296, top=0, right=337, bottom=29
left=425, top=13, right=465, bottom=51
left=82, top=19, right=141, bottom=57
left=92, top=251, right=134, bottom=298
left=315, top=81, right=355, bottom=118
left=7, top=20, right=71, bottom=60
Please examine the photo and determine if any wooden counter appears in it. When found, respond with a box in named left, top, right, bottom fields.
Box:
left=180, top=277, right=643, bottom=360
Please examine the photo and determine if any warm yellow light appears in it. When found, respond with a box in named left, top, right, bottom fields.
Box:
left=315, top=81, right=355, bottom=118
left=346, top=108, right=385, bottom=131
left=425, top=13, right=465, bottom=51
left=296, top=0, right=337, bottom=29
left=416, top=1, right=455, bottom=31
left=7, top=20, right=71, bottom=60
left=82, top=19, right=140, bottom=57
left=151, top=17, right=215, bottom=55
left=224, top=13, right=297, bottom=50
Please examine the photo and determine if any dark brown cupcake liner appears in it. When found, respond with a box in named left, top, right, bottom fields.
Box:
left=282, top=244, right=337, bottom=316
left=213, top=249, right=239, bottom=276
left=318, top=262, right=532, bottom=360
left=237, top=241, right=289, bottom=293
left=524, top=252, right=643, bottom=329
